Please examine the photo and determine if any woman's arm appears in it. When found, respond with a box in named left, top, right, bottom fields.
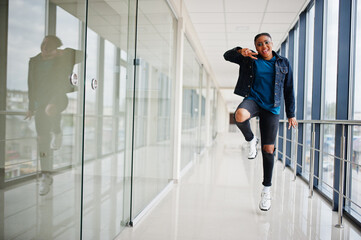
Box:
left=283, top=59, right=296, bottom=119
left=27, top=58, right=36, bottom=112
left=223, top=47, right=243, bottom=64
left=223, top=47, right=258, bottom=64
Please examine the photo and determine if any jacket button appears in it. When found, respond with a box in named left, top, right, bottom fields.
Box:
left=245, top=95, right=248, bottom=97
left=249, top=66, right=252, bottom=69
left=248, top=85, right=251, bottom=87
left=250, top=75, right=252, bottom=78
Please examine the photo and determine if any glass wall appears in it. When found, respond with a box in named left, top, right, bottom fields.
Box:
left=1, top=0, right=133, bottom=238
left=181, top=37, right=201, bottom=170
left=81, top=0, right=131, bottom=237
left=210, top=82, right=218, bottom=141
left=302, top=4, right=315, bottom=180
left=320, top=0, right=339, bottom=197
left=1, top=0, right=216, bottom=238
left=349, top=0, right=361, bottom=223
left=2, top=1, right=86, bottom=239
left=131, top=0, right=177, bottom=219
left=199, top=70, right=207, bottom=152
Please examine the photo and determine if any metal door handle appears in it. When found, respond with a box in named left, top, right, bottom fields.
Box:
left=91, top=78, right=98, bottom=90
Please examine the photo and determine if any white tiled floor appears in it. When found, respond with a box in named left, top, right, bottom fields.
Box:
left=115, top=132, right=361, bottom=240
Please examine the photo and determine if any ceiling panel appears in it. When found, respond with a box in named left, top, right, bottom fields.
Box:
left=224, top=0, right=268, bottom=12
left=266, top=0, right=306, bottom=12
left=197, top=32, right=228, bottom=40
left=189, top=13, right=225, bottom=24
left=263, top=12, right=297, bottom=24
left=227, top=32, right=259, bottom=40
left=259, top=23, right=290, bottom=33
left=193, top=23, right=226, bottom=33
left=184, top=0, right=223, bottom=13
left=226, top=12, right=264, bottom=24
left=226, top=23, right=260, bottom=33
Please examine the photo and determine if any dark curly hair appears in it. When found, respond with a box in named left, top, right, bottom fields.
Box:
left=254, top=33, right=272, bottom=43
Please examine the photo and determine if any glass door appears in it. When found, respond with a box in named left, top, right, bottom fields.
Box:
left=1, top=0, right=87, bottom=239
left=130, top=0, right=177, bottom=221
left=81, top=0, right=132, bottom=238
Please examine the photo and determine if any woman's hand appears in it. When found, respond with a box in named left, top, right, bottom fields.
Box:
left=288, top=117, right=298, bottom=129
left=24, top=110, right=33, bottom=120
left=237, top=48, right=258, bottom=60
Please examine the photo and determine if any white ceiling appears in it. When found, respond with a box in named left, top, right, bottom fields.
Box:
left=182, top=0, right=310, bottom=111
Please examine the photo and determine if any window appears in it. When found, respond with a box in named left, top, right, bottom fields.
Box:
left=319, top=0, right=339, bottom=197
left=302, top=4, right=315, bottom=180
left=291, top=25, right=299, bottom=170
left=349, top=0, right=361, bottom=223
left=5, top=0, right=45, bottom=180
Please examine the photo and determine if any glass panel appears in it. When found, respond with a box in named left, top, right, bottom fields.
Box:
left=1, top=0, right=86, bottom=239
left=209, top=80, right=217, bottom=141
left=131, top=0, right=176, bottom=218
left=291, top=25, right=299, bottom=170
left=182, top=37, right=201, bottom=170
left=302, top=5, right=315, bottom=180
left=349, top=0, right=361, bottom=223
left=82, top=0, right=130, bottom=238
left=320, top=0, right=339, bottom=197
left=84, top=28, right=98, bottom=161
left=212, top=89, right=218, bottom=140
left=200, top=71, right=207, bottom=151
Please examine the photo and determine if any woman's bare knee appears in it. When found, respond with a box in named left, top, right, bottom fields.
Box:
left=45, top=104, right=58, bottom=116
left=235, top=108, right=250, bottom=123
left=262, top=145, right=275, bottom=154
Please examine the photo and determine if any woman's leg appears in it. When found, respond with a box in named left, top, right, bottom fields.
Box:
left=258, top=109, right=279, bottom=210
left=234, top=99, right=260, bottom=141
left=259, top=109, right=280, bottom=186
left=35, top=109, right=52, bottom=173
left=47, top=94, right=68, bottom=134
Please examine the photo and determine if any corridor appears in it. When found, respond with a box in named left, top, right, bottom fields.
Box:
left=116, top=132, right=361, bottom=240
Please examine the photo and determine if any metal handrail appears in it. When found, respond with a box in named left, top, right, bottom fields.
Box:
left=277, top=119, right=361, bottom=228
left=279, top=119, right=361, bottom=125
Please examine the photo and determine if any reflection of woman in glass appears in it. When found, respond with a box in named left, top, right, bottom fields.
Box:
left=25, top=35, right=82, bottom=195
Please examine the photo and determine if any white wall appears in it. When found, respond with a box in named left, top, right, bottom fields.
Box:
left=216, top=93, right=229, bottom=133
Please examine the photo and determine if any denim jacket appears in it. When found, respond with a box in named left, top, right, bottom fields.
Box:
left=223, top=47, right=295, bottom=118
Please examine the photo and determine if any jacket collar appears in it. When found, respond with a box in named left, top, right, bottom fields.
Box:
left=272, top=51, right=282, bottom=60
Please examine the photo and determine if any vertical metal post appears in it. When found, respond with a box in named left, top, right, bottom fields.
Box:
left=293, top=128, right=298, bottom=181
left=275, top=132, right=279, bottom=161
left=283, top=122, right=287, bottom=169
left=309, top=123, right=315, bottom=198
left=335, top=125, right=345, bottom=228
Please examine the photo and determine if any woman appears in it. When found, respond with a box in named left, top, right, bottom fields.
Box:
left=223, top=33, right=297, bottom=211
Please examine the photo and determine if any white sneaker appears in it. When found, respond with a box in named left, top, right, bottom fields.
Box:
left=51, top=132, right=63, bottom=150
left=259, top=191, right=271, bottom=211
left=39, top=174, right=53, bottom=196
left=248, top=137, right=258, bottom=159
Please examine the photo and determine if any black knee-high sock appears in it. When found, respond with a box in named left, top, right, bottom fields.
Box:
left=262, top=150, right=275, bottom=187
